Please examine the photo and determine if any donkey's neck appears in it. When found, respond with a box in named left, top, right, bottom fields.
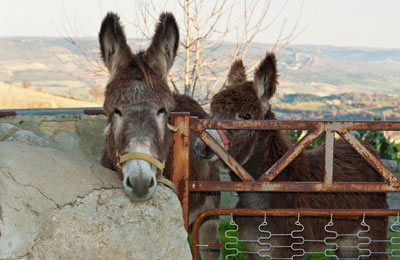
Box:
left=237, top=129, right=305, bottom=209
left=236, top=113, right=308, bottom=209
left=243, top=129, right=295, bottom=180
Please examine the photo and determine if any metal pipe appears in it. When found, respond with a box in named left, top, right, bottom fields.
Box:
left=169, top=112, right=191, bottom=231
left=0, top=107, right=104, bottom=117
left=189, top=181, right=400, bottom=192
left=191, top=118, right=400, bottom=131
left=324, top=130, right=335, bottom=185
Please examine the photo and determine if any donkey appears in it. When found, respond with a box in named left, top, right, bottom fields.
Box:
left=98, top=12, right=220, bottom=259
left=196, top=52, right=388, bottom=259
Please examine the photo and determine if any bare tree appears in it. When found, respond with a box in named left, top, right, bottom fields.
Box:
left=89, top=84, right=104, bottom=102
left=64, top=0, right=307, bottom=103
left=60, top=6, right=108, bottom=80
left=22, top=80, right=31, bottom=89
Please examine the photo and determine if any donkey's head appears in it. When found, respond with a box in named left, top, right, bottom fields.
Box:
left=99, top=12, right=179, bottom=200
left=196, top=52, right=278, bottom=166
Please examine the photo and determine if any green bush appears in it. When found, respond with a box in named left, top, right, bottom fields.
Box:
left=352, top=117, right=399, bottom=161
left=305, top=251, right=335, bottom=260
left=219, top=219, right=248, bottom=260
left=287, top=130, right=325, bottom=149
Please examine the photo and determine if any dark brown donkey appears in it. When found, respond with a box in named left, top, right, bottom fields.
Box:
left=98, top=12, right=220, bottom=259
left=196, top=52, right=388, bottom=259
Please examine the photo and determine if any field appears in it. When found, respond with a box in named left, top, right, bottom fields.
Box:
left=0, top=82, right=100, bottom=109
left=1, top=37, right=400, bottom=107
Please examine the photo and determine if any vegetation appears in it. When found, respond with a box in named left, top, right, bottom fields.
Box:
left=352, top=118, right=400, bottom=162
left=188, top=219, right=247, bottom=260
left=288, top=118, right=400, bottom=161
left=287, top=129, right=325, bottom=149
left=275, top=92, right=400, bottom=121
left=219, top=219, right=248, bottom=260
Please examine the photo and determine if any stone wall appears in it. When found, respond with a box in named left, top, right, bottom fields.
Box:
left=0, top=114, right=106, bottom=161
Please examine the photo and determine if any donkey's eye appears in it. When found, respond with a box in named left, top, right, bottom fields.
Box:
left=157, top=107, right=166, bottom=115
left=114, top=108, right=122, bottom=116
left=239, top=113, right=252, bottom=120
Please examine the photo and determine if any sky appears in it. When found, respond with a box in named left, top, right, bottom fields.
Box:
left=1, top=0, right=400, bottom=49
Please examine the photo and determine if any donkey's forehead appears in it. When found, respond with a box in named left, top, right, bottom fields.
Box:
left=123, top=101, right=161, bottom=112
left=105, top=80, right=175, bottom=112
left=211, top=82, right=262, bottom=117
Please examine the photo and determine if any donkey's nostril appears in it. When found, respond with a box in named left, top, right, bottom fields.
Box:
left=126, top=177, right=133, bottom=188
left=200, top=145, right=214, bottom=159
left=149, top=177, right=155, bottom=188
left=205, top=146, right=212, bottom=157
left=196, top=139, right=214, bottom=159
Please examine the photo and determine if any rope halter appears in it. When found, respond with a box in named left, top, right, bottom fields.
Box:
left=217, top=129, right=234, bottom=151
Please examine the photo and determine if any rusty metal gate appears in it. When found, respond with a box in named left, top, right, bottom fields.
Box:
left=168, top=112, right=400, bottom=259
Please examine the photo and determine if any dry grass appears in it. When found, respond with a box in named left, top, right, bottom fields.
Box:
left=0, top=82, right=100, bottom=109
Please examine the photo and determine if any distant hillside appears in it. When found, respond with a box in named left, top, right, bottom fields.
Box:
left=0, top=36, right=399, bottom=105
left=0, top=37, right=105, bottom=102
left=0, top=82, right=100, bottom=109
left=277, top=45, right=400, bottom=96
left=273, top=92, right=400, bottom=121
left=0, top=37, right=400, bottom=98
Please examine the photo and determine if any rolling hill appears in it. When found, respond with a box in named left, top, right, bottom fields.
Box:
left=0, top=82, right=100, bottom=109
left=0, top=37, right=399, bottom=113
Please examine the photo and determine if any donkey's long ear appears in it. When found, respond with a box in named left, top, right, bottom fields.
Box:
left=99, top=12, right=132, bottom=76
left=144, top=12, right=179, bottom=80
left=227, top=60, right=247, bottom=85
left=253, top=52, right=278, bottom=105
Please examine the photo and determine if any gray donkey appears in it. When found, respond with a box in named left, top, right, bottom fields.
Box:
left=99, top=12, right=220, bottom=259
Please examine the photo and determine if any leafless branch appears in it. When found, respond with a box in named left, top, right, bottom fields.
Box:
left=63, top=0, right=308, bottom=104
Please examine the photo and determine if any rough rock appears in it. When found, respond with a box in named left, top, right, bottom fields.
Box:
left=0, top=142, right=191, bottom=260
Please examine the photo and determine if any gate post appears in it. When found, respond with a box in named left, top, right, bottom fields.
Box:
left=169, top=112, right=190, bottom=231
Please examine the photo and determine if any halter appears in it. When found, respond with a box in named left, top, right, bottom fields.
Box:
left=115, top=123, right=178, bottom=194
left=217, top=129, right=234, bottom=151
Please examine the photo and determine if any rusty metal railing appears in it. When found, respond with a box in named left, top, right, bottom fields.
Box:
left=0, top=107, right=105, bottom=117
left=168, top=114, right=400, bottom=259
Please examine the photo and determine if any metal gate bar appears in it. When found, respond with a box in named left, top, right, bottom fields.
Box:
left=169, top=112, right=191, bottom=231
left=189, top=181, right=400, bottom=192
left=0, top=107, right=105, bottom=117
left=191, top=119, right=400, bottom=131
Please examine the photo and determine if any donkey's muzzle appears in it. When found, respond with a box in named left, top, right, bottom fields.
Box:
left=195, top=140, right=214, bottom=159
left=195, top=129, right=233, bottom=160
left=117, top=151, right=177, bottom=196
left=126, top=175, right=156, bottom=198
